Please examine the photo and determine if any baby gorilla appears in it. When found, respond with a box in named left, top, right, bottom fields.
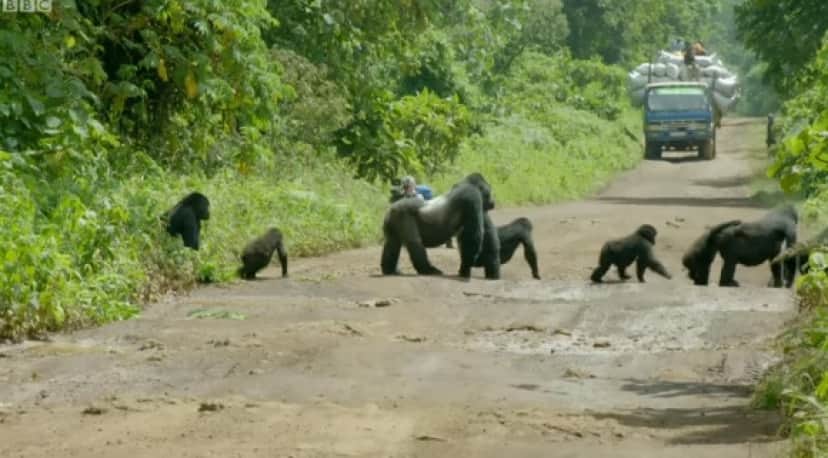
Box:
left=472, top=217, right=540, bottom=279
left=238, top=228, right=288, bottom=280
left=590, top=224, right=671, bottom=283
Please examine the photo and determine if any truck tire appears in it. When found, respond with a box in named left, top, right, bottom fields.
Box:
left=699, top=138, right=714, bottom=160
left=645, top=141, right=661, bottom=160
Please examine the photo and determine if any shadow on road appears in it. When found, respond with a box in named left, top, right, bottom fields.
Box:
left=692, top=175, right=753, bottom=189
left=593, top=196, right=769, bottom=208
left=584, top=379, right=784, bottom=445
left=620, top=379, right=752, bottom=398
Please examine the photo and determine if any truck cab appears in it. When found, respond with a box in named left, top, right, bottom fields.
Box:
left=643, top=82, right=716, bottom=160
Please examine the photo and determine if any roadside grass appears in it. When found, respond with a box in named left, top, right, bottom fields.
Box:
left=432, top=101, right=643, bottom=205
left=750, top=165, right=828, bottom=458
left=0, top=159, right=386, bottom=341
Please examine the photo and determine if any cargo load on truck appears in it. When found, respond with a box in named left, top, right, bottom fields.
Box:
left=627, top=44, right=740, bottom=116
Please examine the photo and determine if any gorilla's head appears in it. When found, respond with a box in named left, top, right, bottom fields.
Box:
left=637, top=224, right=657, bottom=245
left=184, top=192, right=211, bottom=221
left=777, top=204, right=797, bottom=224
left=463, top=172, right=495, bottom=210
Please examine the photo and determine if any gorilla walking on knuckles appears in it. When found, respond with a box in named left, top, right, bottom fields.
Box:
left=591, top=224, right=671, bottom=283
left=682, top=219, right=741, bottom=285
left=682, top=205, right=798, bottom=287
left=162, top=192, right=210, bottom=250
left=238, top=228, right=288, bottom=280
left=471, top=217, right=541, bottom=279
left=380, top=172, right=500, bottom=279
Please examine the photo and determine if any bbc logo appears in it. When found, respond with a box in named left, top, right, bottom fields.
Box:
left=2, top=0, right=52, bottom=12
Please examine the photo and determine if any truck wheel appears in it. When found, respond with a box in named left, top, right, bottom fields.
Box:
left=699, top=139, right=714, bottom=160
left=645, top=141, right=661, bottom=160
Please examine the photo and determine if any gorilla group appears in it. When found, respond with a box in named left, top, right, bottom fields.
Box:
left=682, top=205, right=798, bottom=287
left=590, top=224, right=671, bottom=283
left=162, top=192, right=210, bottom=250
left=161, top=185, right=814, bottom=291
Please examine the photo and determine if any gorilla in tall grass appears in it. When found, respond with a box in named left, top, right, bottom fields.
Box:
left=162, top=192, right=210, bottom=250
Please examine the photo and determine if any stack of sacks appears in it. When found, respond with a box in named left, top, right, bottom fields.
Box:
left=627, top=49, right=740, bottom=112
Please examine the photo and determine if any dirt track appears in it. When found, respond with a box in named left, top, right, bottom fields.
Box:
left=0, top=118, right=796, bottom=457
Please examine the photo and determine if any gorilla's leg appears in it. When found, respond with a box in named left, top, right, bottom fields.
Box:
left=405, top=241, right=443, bottom=275
left=481, top=216, right=501, bottom=280
left=381, top=235, right=402, bottom=275
left=183, top=222, right=201, bottom=250
left=617, top=265, right=631, bottom=280
left=768, top=261, right=784, bottom=288
left=457, top=216, right=485, bottom=279
left=398, top=222, right=443, bottom=276
left=590, top=252, right=612, bottom=283
left=719, top=260, right=739, bottom=287
left=522, top=239, right=540, bottom=280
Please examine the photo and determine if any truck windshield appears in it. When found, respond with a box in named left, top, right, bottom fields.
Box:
left=647, top=87, right=708, bottom=111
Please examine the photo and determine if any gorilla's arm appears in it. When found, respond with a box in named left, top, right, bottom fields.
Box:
left=174, top=208, right=200, bottom=250
left=456, top=193, right=485, bottom=278
left=636, top=243, right=671, bottom=282
left=275, top=239, right=289, bottom=277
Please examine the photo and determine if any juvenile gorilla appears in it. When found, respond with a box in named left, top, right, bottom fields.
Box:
left=238, top=228, right=288, bottom=280
left=381, top=173, right=498, bottom=279
left=681, top=220, right=742, bottom=285
left=162, top=192, right=210, bottom=250
left=712, top=205, right=798, bottom=287
left=590, top=224, right=671, bottom=283
left=471, top=217, right=540, bottom=279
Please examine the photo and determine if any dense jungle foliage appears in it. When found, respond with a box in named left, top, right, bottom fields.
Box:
left=0, top=0, right=779, bottom=345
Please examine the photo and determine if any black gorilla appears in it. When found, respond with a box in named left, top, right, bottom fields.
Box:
left=682, top=220, right=741, bottom=285
left=716, top=205, right=798, bottom=287
left=162, top=192, right=210, bottom=250
left=381, top=172, right=498, bottom=279
left=471, top=217, right=540, bottom=279
left=684, top=205, right=798, bottom=287
left=591, top=224, right=671, bottom=283
left=238, top=228, right=288, bottom=280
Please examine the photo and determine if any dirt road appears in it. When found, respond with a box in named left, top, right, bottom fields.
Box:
left=0, top=118, right=795, bottom=457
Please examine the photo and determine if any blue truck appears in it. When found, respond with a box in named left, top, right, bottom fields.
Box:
left=643, top=82, right=718, bottom=160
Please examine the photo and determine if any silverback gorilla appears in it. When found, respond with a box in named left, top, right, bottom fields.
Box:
left=162, top=192, right=210, bottom=250
left=381, top=173, right=498, bottom=279
left=472, top=217, right=540, bottom=279
left=238, top=228, right=288, bottom=280
left=683, top=205, right=798, bottom=287
left=591, top=224, right=671, bottom=283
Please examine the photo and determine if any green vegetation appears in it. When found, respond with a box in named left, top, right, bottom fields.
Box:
left=2, top=1, right=758, bottom=341
left=737, top=4, right=828, bottom=456
left=0, top=1, right=628, bottom=341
